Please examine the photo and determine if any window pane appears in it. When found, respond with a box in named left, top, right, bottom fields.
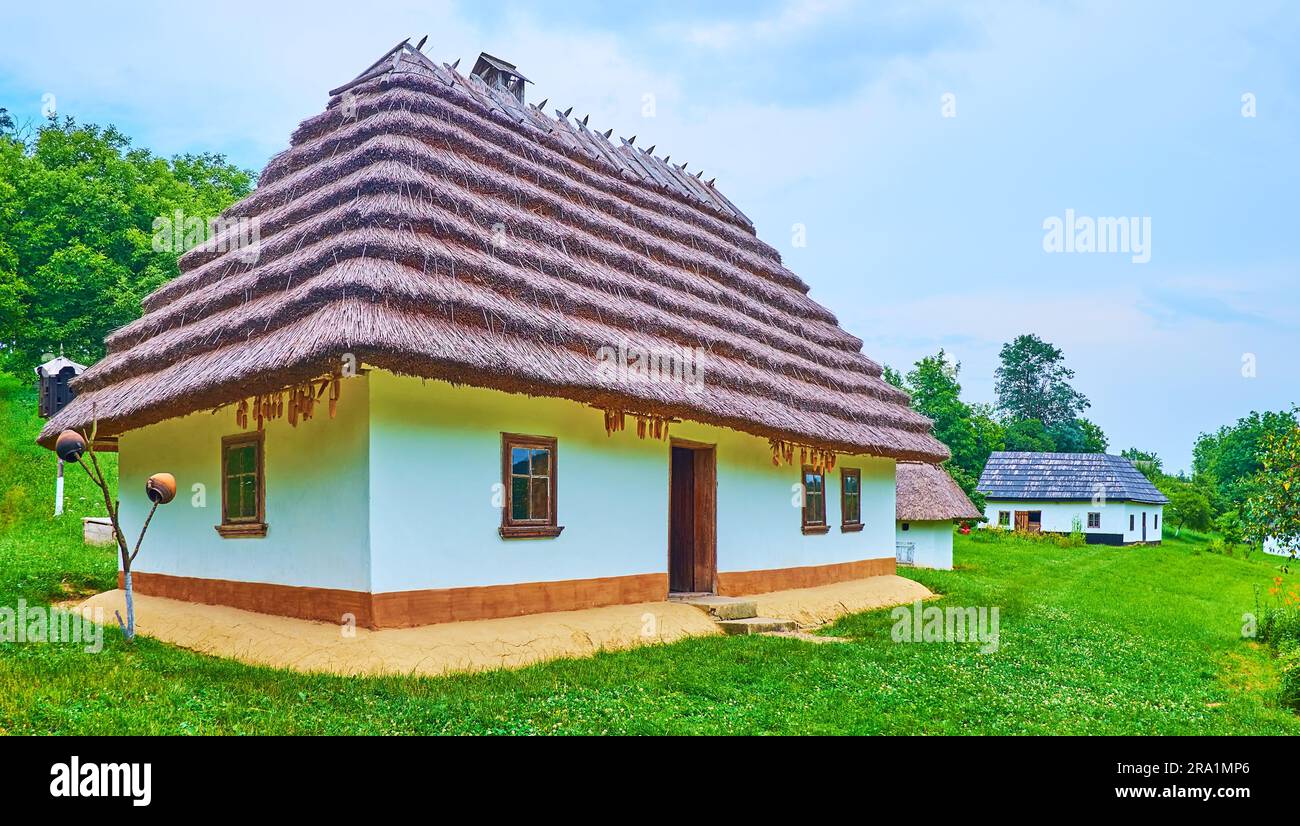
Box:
left=804, top=471, right=822, bottom=493
left=239, top=475, right=256, bottom=518
left=225, top=477, right=240, bottom=518
left=511, top=476, right=530, bottom=520
left=530, top=477, right=549, bottom=521
left=226, top=445, right=244, bottom=474
left=845, top=474, right=859, bottom=494
left=846, top=493, right=860, bottom=522
left=531, top=448, right=550, bottom=477
left=511, top=447, right=530, bottom=476
left=805, top=491, right=823, bottom=524
left=242, top=445, right=256, bottom=473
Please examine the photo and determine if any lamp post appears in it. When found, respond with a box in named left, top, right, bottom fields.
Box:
left=56, top=427, right=174, bottom=642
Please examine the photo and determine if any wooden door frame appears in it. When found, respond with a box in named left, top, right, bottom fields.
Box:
left=667, top=438, right=717, bottom=594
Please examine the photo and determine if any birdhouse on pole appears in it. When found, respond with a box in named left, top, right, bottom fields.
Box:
left=35, top=350, right=86, bottom=419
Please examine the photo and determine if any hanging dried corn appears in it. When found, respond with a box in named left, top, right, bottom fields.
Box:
left=767, top=438, right=837, bottom=472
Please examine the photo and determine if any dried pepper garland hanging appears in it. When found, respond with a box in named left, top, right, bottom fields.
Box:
left=234, top=374, right=342, bottom=431
left=601, top=408, right=672, bottom=440
left=768, top=438, right=837, bottom=472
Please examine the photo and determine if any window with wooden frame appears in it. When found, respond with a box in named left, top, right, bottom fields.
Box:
left=801, top=466, right=828, bottom=534
left=1130, top=514, right=1135, bottom=531
left=217, top=432, right=266, bottom=538
left=1087, top=512, right=1101, bottom=529
left=998, top=511, right=1011, bottom=527
left=840, top=468, right=863, bottom=532
left=500, top=433, right=563, bottom=538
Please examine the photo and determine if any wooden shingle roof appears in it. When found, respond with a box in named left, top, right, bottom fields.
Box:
left=38, top=41, right=948, bottom=462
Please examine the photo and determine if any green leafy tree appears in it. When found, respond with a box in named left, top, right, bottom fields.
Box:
left=968, top=402, right=1006, bottom=474
left=1049, top=417, right=1109, bottom=453
left=947, top=464, right=987, bottom=513
left=881, top=364, right=905, bottom=390
left=1122, top=447, right=1163, bottom=481
left=994, top=334, right=1091, bottom=428
left=906, top=351, right=976, bottom=465
left=1193, top=410, right=1298, bottom=516
left=1004, top=418, right=1056, bottom=452
left=1158, top=477, right=1212, bottom=536
left=0, top=117, right=253, bottom=373
left=1244, top=424, right=1300, bottom=551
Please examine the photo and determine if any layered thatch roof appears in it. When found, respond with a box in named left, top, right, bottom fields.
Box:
left=896, top=462, right=982, bottom=521
left=977, top=452, right=1169, bottom=504
left=39, top=41, right=947, bottom=462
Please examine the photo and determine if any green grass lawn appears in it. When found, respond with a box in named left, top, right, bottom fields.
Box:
left=2, top=378, right=1297, bottom=734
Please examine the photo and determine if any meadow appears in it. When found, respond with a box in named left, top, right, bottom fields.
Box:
left=1, top=377, right=1296, bottom=735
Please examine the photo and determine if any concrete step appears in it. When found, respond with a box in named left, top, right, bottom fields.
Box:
left=716, top=616, right=798, bottom=636
left=668, top=594, right=758, bottom=621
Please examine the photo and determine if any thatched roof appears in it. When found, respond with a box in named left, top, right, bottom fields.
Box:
left=38, top=42, right=947, bottom=462
left=977, top=452, right=1169, bottom=504
left=896, top=462, right=982, bottom=521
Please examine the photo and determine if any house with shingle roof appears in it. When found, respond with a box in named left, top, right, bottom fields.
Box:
left=894, top=462, right=982, bottom=569
left=976, top=452, right=1168, bottom=545
left=39, top=41, right=949, bottom=628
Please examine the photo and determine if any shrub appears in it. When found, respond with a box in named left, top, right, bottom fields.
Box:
left=1258, top=606, right=1300, bottom=649
left=1278, top=645, right=1300, bottom=711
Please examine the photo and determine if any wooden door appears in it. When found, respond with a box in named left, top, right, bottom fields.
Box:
left=669, top=447, right=695, bottom=592
left=669, top=443, right=717, bottom=593
left=1014, top=511, right=1030, bottom=532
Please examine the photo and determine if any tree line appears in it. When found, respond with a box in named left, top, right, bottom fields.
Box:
left=0, top=111, right=252, bottom=374
left=886, top=336, right=1299, bottom=549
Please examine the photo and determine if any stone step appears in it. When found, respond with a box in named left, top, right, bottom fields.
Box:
left=668, top=594, right=758, bottom=621
left=716, top=616, right=798, bottom=636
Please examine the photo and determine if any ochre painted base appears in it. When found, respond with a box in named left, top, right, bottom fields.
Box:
left=716, top=557, right=895, bottom=596
left=121, top=571, right=667, bottom=629
left=122, top=557, right=895, bottom=628
left=119, top=571, right=377, bottom=627
left=369, top=574, right=668, bottom=628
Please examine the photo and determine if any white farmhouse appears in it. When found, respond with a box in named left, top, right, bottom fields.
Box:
left=894, top=462, right=982, bottom=569
left=38, top=45, right=951, bottom=629
left=1264, top=537, right=1298, bottom=558
left=976, top=452, right=1168, bottom=545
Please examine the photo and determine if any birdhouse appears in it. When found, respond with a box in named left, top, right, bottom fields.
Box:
left=35, top=353, right=86, bottom=419
left=470, top=52, right=530, bottom=105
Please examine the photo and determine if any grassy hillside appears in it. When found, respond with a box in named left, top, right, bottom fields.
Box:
left=0, top=375, right=117, bottom=606
left=0, top=377, right=1296, bottom=734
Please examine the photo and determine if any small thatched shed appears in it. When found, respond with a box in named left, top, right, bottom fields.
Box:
left=894, top=462, right=980, bottom=570
left=41, top=41, right=948, bottom=627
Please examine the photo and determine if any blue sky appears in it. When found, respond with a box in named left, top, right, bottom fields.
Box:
left=2, top=0, right=1296, bottom=472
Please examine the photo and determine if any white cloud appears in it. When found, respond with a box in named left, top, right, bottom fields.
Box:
left=681, top=0, right=856, bottom=50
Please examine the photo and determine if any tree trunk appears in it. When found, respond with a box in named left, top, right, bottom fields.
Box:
left=125, top=570, right=135, bottom=641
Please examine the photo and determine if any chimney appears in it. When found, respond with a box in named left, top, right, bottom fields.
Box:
left=470, top=52, right=529, bottom=105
